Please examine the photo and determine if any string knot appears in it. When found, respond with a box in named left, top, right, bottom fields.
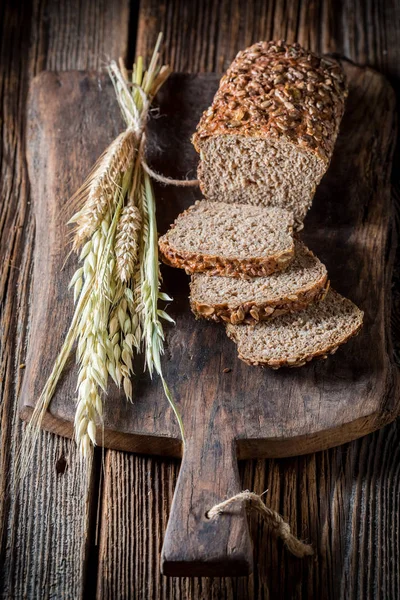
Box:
left=207, top=491, right=314, bottom=559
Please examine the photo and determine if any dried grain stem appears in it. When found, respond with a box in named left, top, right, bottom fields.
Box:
left=18, top=34, right=183, bottom=473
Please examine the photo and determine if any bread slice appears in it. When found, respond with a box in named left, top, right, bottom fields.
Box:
left=226, top=289, right=363, bottom=368
left=192, top=41, right=347, bottom=228
left=190, top=241, right=329, bottom=324
left=158, top=200, right=294, bottom=277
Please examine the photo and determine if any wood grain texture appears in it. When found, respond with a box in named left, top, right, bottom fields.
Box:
left=136, top=0, right=400, bottom=75
left=2, top=0, right=400, bottom=597
left=98, top=423, right=400, bottom=599
left=0, top=0, right=130, bottom=598
left=22, top=64, right=398, bottom=456
left=97, top=0, right=400, bottom=597
left=22, top=63, right=398, bottom=577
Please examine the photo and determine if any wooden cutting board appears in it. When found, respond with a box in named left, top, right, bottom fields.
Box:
left=21, top=63, right=399, bottom=577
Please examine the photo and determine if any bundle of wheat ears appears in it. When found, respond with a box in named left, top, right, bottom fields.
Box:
left=22, top=34, right=188, bottom=463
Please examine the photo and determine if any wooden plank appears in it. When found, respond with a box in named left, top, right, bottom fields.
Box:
left=97, top=0, right=400, bottom=597
left=0, top=0, right=130, bottom=597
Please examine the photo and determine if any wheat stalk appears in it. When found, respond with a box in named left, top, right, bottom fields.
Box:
left=129, top=269, right=142, bottom=351
left=107, top=295, right=136, bottom=399
left=115, top=203, right=141, bottom=282
left=73, top=217, right=113, bottom=455
left=69, top=167, right=133, bottom=452
left=137, top=172, right=183, bottom=437
left=17, top=34, right=184, bottom=475
left=68, top=130, right=137, bottom=251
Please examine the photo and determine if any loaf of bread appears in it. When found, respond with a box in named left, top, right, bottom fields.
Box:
left=192, top=41, right=347, bottom=228
left=226, top=289, right=363, bottom=368
left=158, top=41, right=362, bottom=370
left=190, top=240, right=328, bottom=324
left=158, top=200, right=294, bottom=277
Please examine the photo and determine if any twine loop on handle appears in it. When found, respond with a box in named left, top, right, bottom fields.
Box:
left=207, top=491, right=314, bottom=559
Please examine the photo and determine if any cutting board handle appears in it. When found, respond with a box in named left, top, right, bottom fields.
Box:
left=161, top=426, right=253, bottom=577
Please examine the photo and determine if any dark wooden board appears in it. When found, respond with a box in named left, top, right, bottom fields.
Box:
left=21, top=63, right=399, bottom=576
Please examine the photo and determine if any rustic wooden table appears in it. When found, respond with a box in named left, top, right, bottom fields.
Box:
left=1, top=1, right=400, bottom=598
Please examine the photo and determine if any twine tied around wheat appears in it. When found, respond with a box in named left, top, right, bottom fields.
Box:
left=207, top=491, right=314, bottom=558
left=110, top=57, right=198, bottom=189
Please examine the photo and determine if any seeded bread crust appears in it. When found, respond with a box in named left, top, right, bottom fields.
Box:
left=158, top=201, right=294, bottom=278
left=192, top=40, right=347, bottom=164
left=190, top=279, right=330, bottom=324
left=226, top=290, right=363, bottom=368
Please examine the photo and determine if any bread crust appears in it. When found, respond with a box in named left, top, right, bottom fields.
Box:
left=225, top=289, right=364, bottom=368
left=192, top=40, right=347, bottom=164
left=159, top=238, right=294, bottom=277
left=226, top=321, right=362, bottom=368
left=158, top=201, right=294, bottom=278
left=190, top=278, right=330, bottom=324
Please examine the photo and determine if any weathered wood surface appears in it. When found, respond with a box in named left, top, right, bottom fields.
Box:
left=2, top=0, right=400, bottom=597
left=22, top=62, right=398, bottom=577
left=98, top=1, right=400, bottom=598
left=0, top=1, right=130, bottom=598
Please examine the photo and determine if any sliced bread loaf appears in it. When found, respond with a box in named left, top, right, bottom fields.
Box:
left=158, top=200, right=294, bottom=277
left=192, top=41, right=347, bottom=228
left=190, top=241, right=329, bottom=323
left=226, top=289, right=363, bottom=368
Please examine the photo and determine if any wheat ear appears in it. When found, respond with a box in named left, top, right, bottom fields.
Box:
left=74, top=224, right=111, bottom=455
left=107, top=295, right=136, bottom=400
left=68, top=129, right=136, bottom=251
left=73, top=167, right=133, bottom=451
left=115, top=204, right=141, bottom=282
